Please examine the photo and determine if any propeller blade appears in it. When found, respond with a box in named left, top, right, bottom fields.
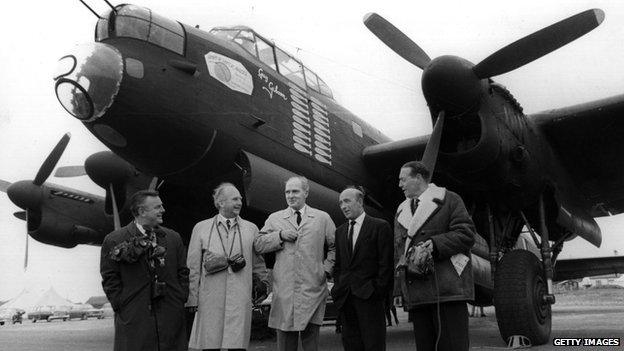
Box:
left=421, top=111, right=445, bottom=180
left=54, top=165, right=86, bottom=178
left=0, top=179, right=10, bottom=193
left=33, top=133, right=71, bottom=186
left=13, top=211, right=26, bottom=221
left=473, top=9, right=604, bottom=78
left=148, top=177, right=158, bottom=191
left=24, top=212, right=29, bottom=271
left=363, top=13, right=431, bottom=69
left=109, top=184, right=121, bottom=230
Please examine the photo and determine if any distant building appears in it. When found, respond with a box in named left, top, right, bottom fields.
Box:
left=85, top=296, right=109, bottom=309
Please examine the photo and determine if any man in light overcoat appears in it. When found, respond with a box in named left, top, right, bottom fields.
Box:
left=255, top=176, right=335, bottom=351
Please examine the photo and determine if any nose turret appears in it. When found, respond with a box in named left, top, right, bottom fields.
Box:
left=54, top=43, right=123, bottom=122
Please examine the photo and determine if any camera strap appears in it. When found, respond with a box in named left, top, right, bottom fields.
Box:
left=214, top=219, right=239, bottom=258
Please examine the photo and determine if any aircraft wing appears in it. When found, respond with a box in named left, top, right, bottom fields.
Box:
left=531, top=94, right=624, bottom=216
left=554, top=256, right=624, bottom=281
left=362, top=134, right=429, bottom=170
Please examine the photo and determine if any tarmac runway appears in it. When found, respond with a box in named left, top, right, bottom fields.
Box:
left=1, top=303, right=622, bottom=351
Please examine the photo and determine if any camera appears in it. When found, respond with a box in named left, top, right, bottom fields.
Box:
left=228, top=253, right=246, bottom=272
left=152, top=278, right=167, bottom=300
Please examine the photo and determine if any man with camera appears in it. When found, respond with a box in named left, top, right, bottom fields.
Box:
left=254, top=176, right=335, bottom=351
left=100, top=190, right=190, bottom=351
left=394, top=161, right=475, bottom=351
left=186, top=183, right=268, bottom=351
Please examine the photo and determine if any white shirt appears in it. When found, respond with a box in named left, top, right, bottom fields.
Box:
left=349, top=212, right=366, bottom=249
left=288, top=205, right=307, bottom=225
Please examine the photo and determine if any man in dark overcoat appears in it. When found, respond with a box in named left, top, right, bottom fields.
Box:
left=101, top=190, right=189, bottom=351
left=394, top=161, right=475, bottom=351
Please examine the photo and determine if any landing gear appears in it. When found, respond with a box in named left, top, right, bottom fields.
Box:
left=492, top=194, right=555, bottom=345
left=494, top=250, right=551, bottom=345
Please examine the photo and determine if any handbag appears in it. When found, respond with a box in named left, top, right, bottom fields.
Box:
left=202, top=220, right=229, bottom=275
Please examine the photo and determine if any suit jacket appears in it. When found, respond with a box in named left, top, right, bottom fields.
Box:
left=100, top=223, right=189, bottom=351
left=394, top=184, right=475, bottom=308
left=254, top=205, right=335, bottom=331
left=331, top=214, right=394, bottom=310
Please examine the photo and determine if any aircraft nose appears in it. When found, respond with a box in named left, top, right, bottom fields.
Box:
left=53, top=43, right=123, bottom=122
left=7, top=180, right=42, bottom=210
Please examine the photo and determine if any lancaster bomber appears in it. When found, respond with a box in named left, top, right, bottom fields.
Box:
left=2, top=2, right=624, bottom=345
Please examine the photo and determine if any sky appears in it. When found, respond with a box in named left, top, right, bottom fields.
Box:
left=1, top=0, right=624, bottom=303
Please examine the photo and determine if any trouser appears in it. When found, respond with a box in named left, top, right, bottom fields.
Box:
left=276, top=323, right=320, bottom=351
left=340, top=295, right=386, bottom=351
left=410, top=301, right=469, bottom=351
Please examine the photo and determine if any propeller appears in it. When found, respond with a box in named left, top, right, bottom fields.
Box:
left=34, top=133, right=71, bottom=186
left=420, top=111, right=445, bottom=178
left=55, top=165, right=87, bottom=177
left=364, top=9, right=604, bottom=78
left=363, top=12, right=431, bottom=69
left=0, top=179, right=10, bottom=193
left=5, top=133, right=72, bottom=270
left=24, top=211, right=29, bottom=270
left=473, top=9, right=604, bottom=78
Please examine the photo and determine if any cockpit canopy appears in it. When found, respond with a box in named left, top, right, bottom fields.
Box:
left=210, top=26, right=333, bottom=99
left=94, top=5, right=332, bottom=99
left=95, top=4, right=185, bottom=55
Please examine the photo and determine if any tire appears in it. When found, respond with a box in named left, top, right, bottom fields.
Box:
left=0, top=321, right=4, bottom=326
left=63, top=318, right=67, bottom=322
left=32, top=319, right=37, bottom=323
left=494, top=249, right=551, bottom=345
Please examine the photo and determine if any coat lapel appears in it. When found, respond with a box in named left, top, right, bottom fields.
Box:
left=281, top=209, right=298, bottom=230
left=406, top=184, right=446, bottom=238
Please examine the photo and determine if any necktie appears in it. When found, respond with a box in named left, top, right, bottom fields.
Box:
left=226, top=219, right=231, bottom=230
left=347, top=220, right=356, bottom=254
left=295, top=210, right=302, bottom=225
left=410, top=198, right=419, bottom=215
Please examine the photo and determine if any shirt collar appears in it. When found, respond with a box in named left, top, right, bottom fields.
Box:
left=217, top=213, right=238, bottom=227
left=135, top=221, right=146, bottom=235
left=289, top=205, right=306, bottom=216
left=352, top=211, right=366, bottom=225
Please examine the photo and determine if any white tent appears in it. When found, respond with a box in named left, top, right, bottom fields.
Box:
left=1, top=287, right=72, bottom=313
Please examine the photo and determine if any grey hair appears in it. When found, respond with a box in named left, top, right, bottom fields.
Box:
left=285, top=176, right=310, bottom=192
left=212, top=182, right=237, bottom=209
left=343, top=185, right=365, bottom=202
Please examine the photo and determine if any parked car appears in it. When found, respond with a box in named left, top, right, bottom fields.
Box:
left=47, top=306, right=70, bottom=322
left=85, top=307, right=104, bottom=319
left=69, top=304, right=91, bottom=320
left=101, top=303, right=114, bottom=319
left=28, top=306, right=53, bottom=323
left=0, top=308, right=25, bottom=325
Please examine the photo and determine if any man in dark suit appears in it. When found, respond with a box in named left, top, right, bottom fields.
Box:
left=100, top=190, right=189, bottom=351
left=331, top=187, right=394, bottom=351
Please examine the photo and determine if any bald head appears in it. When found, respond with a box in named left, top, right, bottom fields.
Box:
left=339, top=187, right=364, bottom=220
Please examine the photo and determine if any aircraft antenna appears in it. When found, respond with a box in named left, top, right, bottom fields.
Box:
left=78, top=0, right=103, bottom=19
left=103, top=0, right=117, bottom=14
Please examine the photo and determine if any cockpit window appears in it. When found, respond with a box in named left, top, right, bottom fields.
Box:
left=95, top=5, right=185, bottom=55
left=275, top=48, right=305, bottom=89
left=209, top=26, right=333, bottom=98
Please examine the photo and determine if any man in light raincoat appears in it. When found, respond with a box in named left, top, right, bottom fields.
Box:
left=255, top=176, right=335, bottom=351
left=186, top=183, right=268, bottom=350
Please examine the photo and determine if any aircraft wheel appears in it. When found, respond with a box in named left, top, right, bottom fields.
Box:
left=32, top=319, right=37, bottom=323
left=494, top=249, right=551, bottom=345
